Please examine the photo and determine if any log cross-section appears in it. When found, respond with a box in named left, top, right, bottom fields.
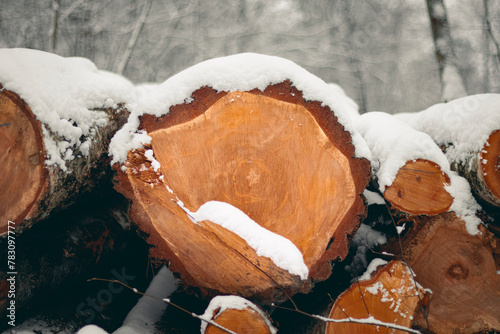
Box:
left=326, top=260, right=428, bottom=334
left=384, top=159, right=453, bottom=215
left=0, top=87, right=46, bottom=232
left=115, top=81, right=370, bottom=303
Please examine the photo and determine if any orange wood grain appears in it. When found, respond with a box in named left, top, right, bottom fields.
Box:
left=0, top=89, right=46, bottom=234
left=401, top=213, right=500, bottom=333
left=481, top=130, right=500, bottom=204
left=115, top=81, right=370, bottom=302
left=384, top=159, right=453, bottom=215
left=326, top=261, right=426, bottom=334
left=204, top=307, right=274, bottom=334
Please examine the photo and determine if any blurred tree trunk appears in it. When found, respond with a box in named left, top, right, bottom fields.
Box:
left=425, top=0, right=467, bottom=102
left=116, top=0, right=152, bottom=75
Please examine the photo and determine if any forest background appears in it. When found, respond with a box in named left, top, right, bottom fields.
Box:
left=2, top=0, right=500, bottom=114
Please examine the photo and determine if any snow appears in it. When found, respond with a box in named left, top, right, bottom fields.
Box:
left=355, top=111, right=451, bottom=191
left=356, top=111, right=482, bottom=235
left=199, top=296, right=276, bottom=334
left=363, top=189, right=385, bottom=206
left=177, top=200, right=309, bottom=280
left=0, top=48, right=134, bottom=171
left=77, top=325, right=109, bottom=334
left=346, top=224, right=387, bottom=277
left=144, top=149, right=161, bottom=172
left=396, top=94, right=500, bottom=166
left=74, top=267, right=177, bottom=334
left=109, top=53, right=371, bottom=165
left=112, top=266, right=177, bottom=334
left=358, top=258, right=388, bottom=281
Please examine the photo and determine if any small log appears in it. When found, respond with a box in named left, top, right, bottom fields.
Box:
left=396, top=94, right=500, bottom=207
left=385, top=212, right=500, bottom=333
left=200, top=296, right=276, bottom=334
left=0, top=49, right=133, bottom=234
left=112, top=54, right=370, bottom=303
left=355, top=112, right=458, bottom=215
left=325, top=260, right=428, bottom=334
left=384, top=159, right=453, bottom=215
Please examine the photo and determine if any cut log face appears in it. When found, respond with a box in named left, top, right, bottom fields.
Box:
left=396, top=213, right=500, bottom=333
left=326, top=260, right=427, bottom=334
left=0, top=89, right=46, bottom=233
left=384, top=159, right=453, bottom=215
left=201, top=296, right=276, bottom=334
left=115, top=81, right=370, bottom=302
left=479, top=130, right=500, bottom=206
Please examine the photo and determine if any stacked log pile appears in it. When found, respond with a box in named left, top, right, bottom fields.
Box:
left=1, top=50, right=499, bottom=333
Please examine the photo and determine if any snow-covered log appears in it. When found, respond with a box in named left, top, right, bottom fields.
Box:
left=200, top=295, right=276, bottom=334
left=110, top=53, right=371, bottom=303
left=384, top=212, right=500, bottom=333
left=355, top=112, right=481, bottom=233
left=325, top=260, right=428, bottom=334
left=397, top=94, right=500, bottom=208
left=0, top=49, right=133, bottom=235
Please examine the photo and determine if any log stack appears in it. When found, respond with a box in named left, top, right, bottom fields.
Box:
left=2, top=50, right=500, bottom=333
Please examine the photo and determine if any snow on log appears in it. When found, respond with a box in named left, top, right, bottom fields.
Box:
left=325, top=260, right=428, bottom=334
left=200, top=295, right=276, bottom=334
left=355, top=111, right=481, bottom=233
left=110, top=53, right=371, bottom=302
left=0, top=49, right=133, bottom=235
left=396, top=94, right=500, bottom=207
left=385, top=212, right=500, bottom=333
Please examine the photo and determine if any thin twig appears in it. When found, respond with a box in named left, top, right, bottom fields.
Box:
left=356, top=279, right=371, bottom=317
left=87, top=278, right=237, bottom=334
left=274, top=304, right=421, bottom=334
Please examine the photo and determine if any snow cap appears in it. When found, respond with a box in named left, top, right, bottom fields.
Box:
left=0, top=48, right=134, bottom=171
left=109, top=53, right=371, bottom=164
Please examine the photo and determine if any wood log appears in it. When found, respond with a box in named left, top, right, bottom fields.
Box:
left=384, top=212, right=500, bottom=333
left=200, top=296, right=276, bottom=334
left=384, top=159, right=453, bottom=215
left=0, top=49, right=133, bottom=234
left=112, top=54, right=370, bottom=303
left=396, top=94, right=500, bottom=208
left=354, top=111, right=459, bottom=216
left=325, top=260, right=428, bottom=334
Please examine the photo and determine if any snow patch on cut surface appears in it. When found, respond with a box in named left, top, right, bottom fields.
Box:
left=0, top=48, right=133, bottom=171
left=178, top=200, right=308, bottom=280
left=200, top=295, right=277, bottom=334
left=109, top=53, right=371, bottom=164
left=356, top=111, right=482, bottom=235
